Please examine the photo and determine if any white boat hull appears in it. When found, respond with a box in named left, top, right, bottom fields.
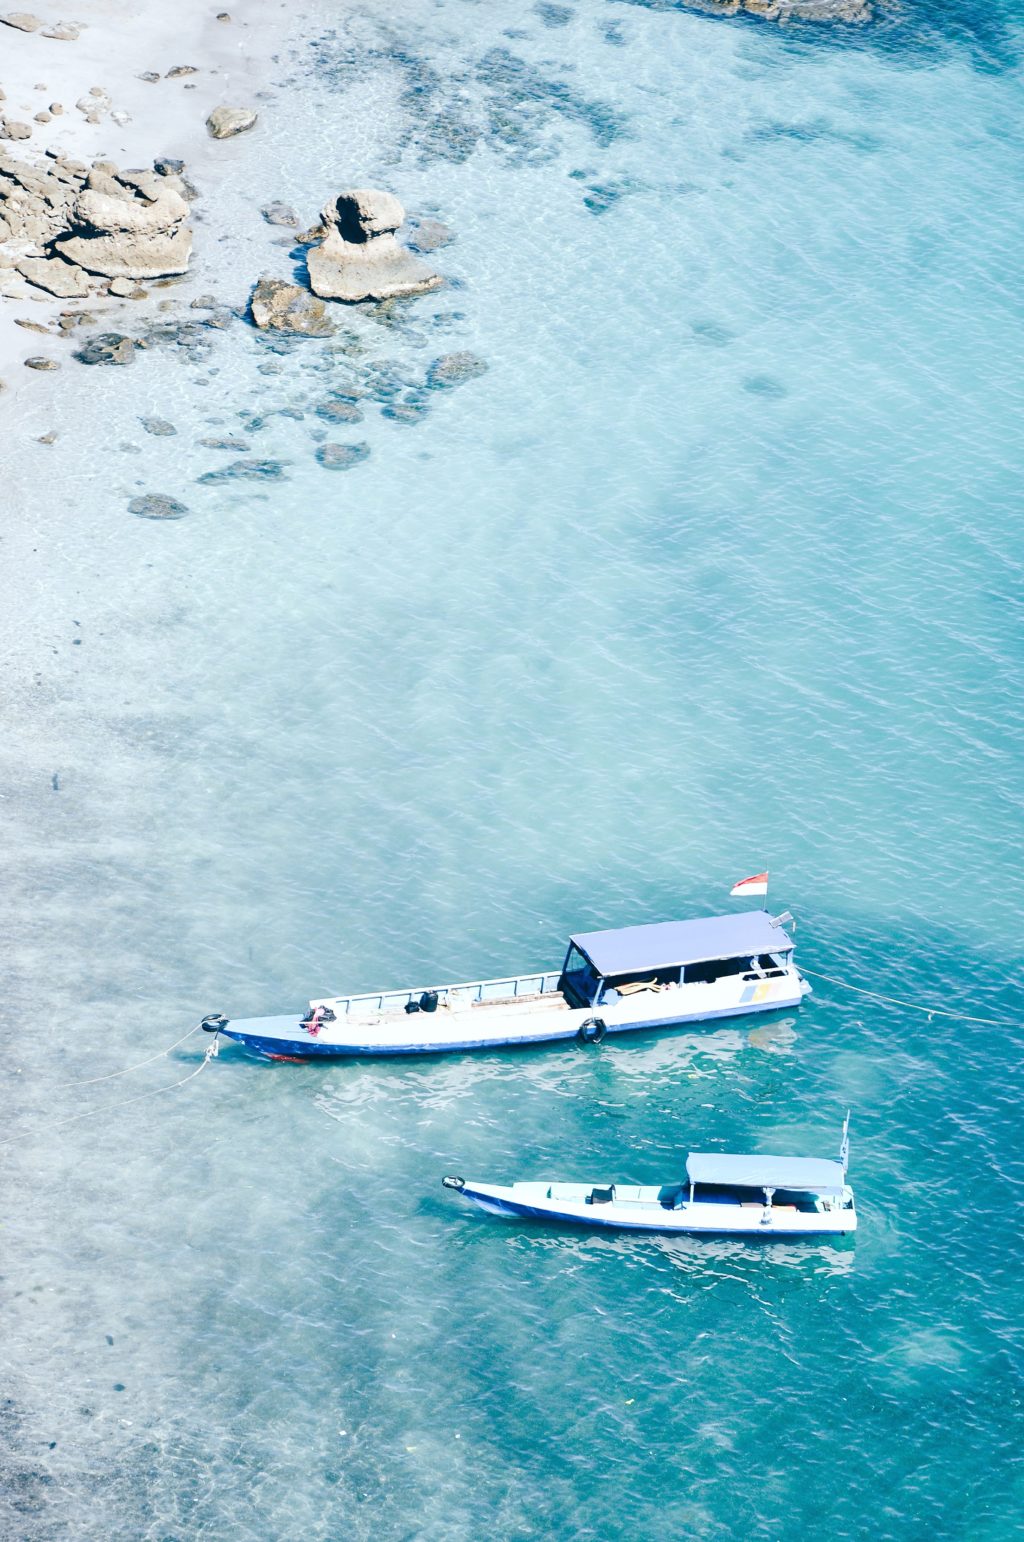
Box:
left=215, top=968, right=809, bottom=1059
left=448, top=1178, right=857, bottom=1238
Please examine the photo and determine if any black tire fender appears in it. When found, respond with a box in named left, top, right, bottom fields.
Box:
left=577, top=1016, right=606, bottom=1046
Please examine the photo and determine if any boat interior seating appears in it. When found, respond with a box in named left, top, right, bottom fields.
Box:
left=684, top=1184, right=817, bottom=1211
left=603, top=968, right=680, bottom=1002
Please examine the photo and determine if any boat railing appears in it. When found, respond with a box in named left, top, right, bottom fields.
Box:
left=321, top=970, right=564, bottom=1016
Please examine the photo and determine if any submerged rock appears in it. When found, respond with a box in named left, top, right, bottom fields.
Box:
left=249, top=275, right=335, bottom=337
left=129, top=494, right=188, bottom=519
left=197, top=458, right=287, bottom=483
left=261, top=201, right=298, bottom=227
left=315, top=398, right=363, bottom=423
left=75, top=332, right=135, bottom=365
left=140, top=416, right=177, bottom=436
left=206, top=106, right=257, bottom=139
left=427, top=351, right=488, bottom=389
left=405, top=217, right=454, bottom=253
left=316, top=441, right=370, bottom=470
left=24, top=355, right=59, bottom=370
left=382, top=395, right=430, bottom=424
left=308, top=189, right=443, bottom=303
left=197, top=435, right=249, bottom=450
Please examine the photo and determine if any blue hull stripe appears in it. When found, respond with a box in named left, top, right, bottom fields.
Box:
left=220, top=995, right=803, bottom=1060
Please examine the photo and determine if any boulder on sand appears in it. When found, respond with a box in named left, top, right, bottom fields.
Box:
left=16, top=255, right=93, bottom=297
left=55, top=184, right=192, bottom=278
left=307, top=189, right=442, bottom=303
left=206, top=106, right=257, bottom=139
left=249, top=275, right=336, bottom=337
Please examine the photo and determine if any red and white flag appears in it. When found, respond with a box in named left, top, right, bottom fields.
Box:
left=730, top=871, right=768, bottom=899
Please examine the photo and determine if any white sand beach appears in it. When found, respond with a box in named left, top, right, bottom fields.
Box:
left=0, top=0, right=291, bottom=401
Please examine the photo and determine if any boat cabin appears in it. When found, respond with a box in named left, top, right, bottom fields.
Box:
left=558, top=911, right=796, bottom=1008
left=681, top=1153, right=852, bottom=1214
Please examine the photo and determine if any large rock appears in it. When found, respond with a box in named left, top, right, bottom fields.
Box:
left=206, top=106, right=257, bottom=139
left=55, top=184, right=192, bottom=278
left=1, top=12, right=43, bottom=30
left=307, top=189, right=442, bottom=303
left=16, top=255, right=93, bottom=297
left=0, top=119, right=32, bottom=140
left=249, top=275, right=336, bottom=337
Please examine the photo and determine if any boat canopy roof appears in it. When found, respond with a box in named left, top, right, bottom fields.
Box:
left=570, top=911, right=793, bottom=977
left=685, top=1152, right=846, bottom=1193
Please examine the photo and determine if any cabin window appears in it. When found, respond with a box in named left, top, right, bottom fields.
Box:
left=559, top=946, right=599, bottom=1007
left=682, top=955, right=754, bottom=986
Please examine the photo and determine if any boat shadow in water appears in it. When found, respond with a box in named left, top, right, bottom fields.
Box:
left=216, top=1003, right=801, bottom=1075
left=426, top=1198, right=856, bottom=1282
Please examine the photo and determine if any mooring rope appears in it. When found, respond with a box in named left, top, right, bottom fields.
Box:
left=51, top=1022, right=205, bottom=1088
left=0, top=1038, right=219, bottom=1149
left=799, top=966, right=1018, bottom=1027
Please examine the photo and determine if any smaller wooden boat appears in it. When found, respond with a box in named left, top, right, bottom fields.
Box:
left=442, top=1116, right=855, bottom=1239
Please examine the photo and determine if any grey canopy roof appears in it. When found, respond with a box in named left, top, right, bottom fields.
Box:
left=685, top=1153, right=847, bottom=1193
left=570, top=911, right=793, bottom=977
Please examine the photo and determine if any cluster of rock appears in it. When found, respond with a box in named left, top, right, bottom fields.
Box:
left=249, top=188, right=447, bottom=337
left=0, top=147, right=192, bottom=298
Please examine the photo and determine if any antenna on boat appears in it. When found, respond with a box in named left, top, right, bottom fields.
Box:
left=839, top=1110, right=851, bottom=1173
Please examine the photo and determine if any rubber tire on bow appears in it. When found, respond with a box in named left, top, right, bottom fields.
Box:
left=577, top=1017, right=606, bottom=1046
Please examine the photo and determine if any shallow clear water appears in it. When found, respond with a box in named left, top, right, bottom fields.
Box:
left=3, top=1, right=1024, bottom=1537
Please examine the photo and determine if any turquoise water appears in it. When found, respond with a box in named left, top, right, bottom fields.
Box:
left=3, top=0, right=1024, bottom=1536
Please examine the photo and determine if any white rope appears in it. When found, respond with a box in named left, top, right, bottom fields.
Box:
left=0, top=1040, right=219, bottom=1150
left=51, top=1022, right=205, bottom=1088
left=799, top=965, right=1018, bottom=1027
